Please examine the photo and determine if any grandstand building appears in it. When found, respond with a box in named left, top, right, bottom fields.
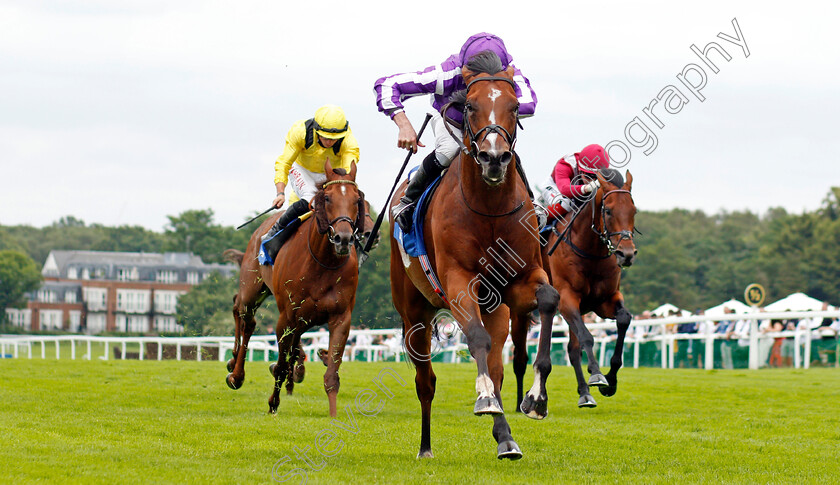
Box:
left=4, top=250, right=234, bottom=334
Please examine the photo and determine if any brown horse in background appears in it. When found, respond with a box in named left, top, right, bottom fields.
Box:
left=224, top=161, right=367, bottom=417
left=515, top=169, right=637, bottom=417
left=389, top=52, right=559, bottom=460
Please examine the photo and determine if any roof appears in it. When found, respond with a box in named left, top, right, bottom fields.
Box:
left=42, top=250, right=234, bottom=280
left=765, top=292, right=831, bottom=312
left=705, top=299, right=753, bottom=317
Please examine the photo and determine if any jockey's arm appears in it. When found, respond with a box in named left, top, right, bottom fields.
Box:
left=392, top=111, right=424, bottom=153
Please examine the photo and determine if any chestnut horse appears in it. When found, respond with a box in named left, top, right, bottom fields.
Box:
left=224, top=161, right=367, bottom=417
left=516, top=169, right=637, bottom=417
left=389, top=52, right=559, bottom=460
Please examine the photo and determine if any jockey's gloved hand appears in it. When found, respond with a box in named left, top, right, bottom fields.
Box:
left=582, top=180, right=600, bottom=194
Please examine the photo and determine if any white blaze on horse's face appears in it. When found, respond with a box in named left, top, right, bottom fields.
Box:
left=488, top=88, right=501, bottom=124
left=340, top=185, right=346, bottom=196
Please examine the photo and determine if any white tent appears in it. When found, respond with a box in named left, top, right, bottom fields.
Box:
left=705, top=299, right=753, bottom=317
left=764, top=292, right=829, bottom=312
left=651, top=303, right=690, bottom=317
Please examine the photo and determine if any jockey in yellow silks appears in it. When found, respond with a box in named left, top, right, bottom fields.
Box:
left=262, top=104, right=360, bottom=243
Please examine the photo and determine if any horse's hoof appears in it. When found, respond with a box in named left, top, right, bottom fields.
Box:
left=268, top=396, right=279, bottom=414
left=520, top=393, right=547, bottom=420
left=578, top=394, right=597, bottom=408
left=269, top=363, right=277, bottom=377
left=588, top=373, right=608, bottom=387
left=225, top=373, right=242, bottom=390
left=474, top=396, right=504, bottom=415
left=417, top=450, right=434, bottom=459
left=599, top=374, right=618, bottom=397
left=293, top=364, right=305, bottom=384
left=226, top=358, right=236, bottom=373
left=497, top=440, right=523, bottom=460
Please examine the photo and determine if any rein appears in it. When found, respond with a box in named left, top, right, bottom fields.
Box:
left=458, top=177, right=526, bottom=217
left=548, top=188, right=635, bottom=259
left=307, top=235, right=351, bottom=270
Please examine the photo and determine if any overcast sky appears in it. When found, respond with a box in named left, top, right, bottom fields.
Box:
left=1, top=1, right=838, bottom=231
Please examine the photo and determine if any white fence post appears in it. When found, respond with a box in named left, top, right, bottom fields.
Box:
left=748, top=320, right=759, bottom=370
left=705, top=321, right=715, bottom=370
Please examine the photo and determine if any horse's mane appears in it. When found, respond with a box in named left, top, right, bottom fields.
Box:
left=464, top=50, right=504, bottom=75
left=599, top=168, right=624, bottom=187
left=445, top=51, right=505, bottom=113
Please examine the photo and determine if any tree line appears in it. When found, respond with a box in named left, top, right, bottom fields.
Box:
left=1, top=187, right=838, bottom=333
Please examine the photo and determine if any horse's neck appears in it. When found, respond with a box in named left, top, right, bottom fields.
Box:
left=457, top=156, right=527, bottom=215
left=568, top=198, right=602, bottom=250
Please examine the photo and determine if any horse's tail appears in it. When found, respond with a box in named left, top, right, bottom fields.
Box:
left=223, top=249, right=245, bottom=267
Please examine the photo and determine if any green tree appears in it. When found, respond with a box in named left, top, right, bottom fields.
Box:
left=163, top=209, right=228, bottom=263
left=176, top=270, right=278, bottom=336
left=353, top=217, right=401, bottom=329
left=0, top=250, right=42, bottom=316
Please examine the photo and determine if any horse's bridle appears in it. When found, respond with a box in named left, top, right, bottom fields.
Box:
left=320, top=179, right=360, bottom=239
left=591, top=189, right=635, bottom=256
left=442, top=75, right=519, bottom=159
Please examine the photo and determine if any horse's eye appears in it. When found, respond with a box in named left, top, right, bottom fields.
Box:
left=465, top=103, right=474, bottom=113
left=605, top=208, right=612, bottom=216
left=324, top=195, right=331, bottom=204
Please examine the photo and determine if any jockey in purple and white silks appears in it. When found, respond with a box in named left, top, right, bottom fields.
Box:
left=374, top=33, right=540, bottom=232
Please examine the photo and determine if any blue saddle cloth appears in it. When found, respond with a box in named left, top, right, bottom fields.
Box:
left=394, top=167, right=445, bottom=258
left=258, top=215, right=305, bottom=266
left=540, top=218, right=557, bottom=239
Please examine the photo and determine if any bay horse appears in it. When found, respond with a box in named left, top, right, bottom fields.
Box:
left=224, top=160, right=367, bottom=417
left=389, top=51, right=559, bottom=460
left=516, top=168, right=637, bottom=417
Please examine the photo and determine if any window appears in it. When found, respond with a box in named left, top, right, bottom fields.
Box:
left=156, top=270, right=178, bottom=284
left=154, top=291, right=179, bottom=314
left=65, top=291, right=77, bottom=304
left=82, top=268, right=90, bottom=280
left=83, top=287, right=107, bottom=311
left=86, top=313, right=106, bottom=334
left=67, top=267, right=78, bottom=279
left=155, top=316, right=183, bottom=333
left=186, top=272, right=199, bottom=285
left=37, top=290, right=57, bottom=303
left=69, top=311, right=82, bottom=332
left=116, top=289, right=150, bottom=313
left=40, top=310, right=63, bottom=330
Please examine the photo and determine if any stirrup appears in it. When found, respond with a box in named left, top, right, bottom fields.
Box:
left=392, top=199, right=416, bottom=233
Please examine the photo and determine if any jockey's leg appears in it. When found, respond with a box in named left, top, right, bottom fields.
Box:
left=262, top=199, right=309, bottom=242
left=392, top=112, right=460, bottom=233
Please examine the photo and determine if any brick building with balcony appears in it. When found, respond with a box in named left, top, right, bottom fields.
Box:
left=4, top=250, right=235, bottom=334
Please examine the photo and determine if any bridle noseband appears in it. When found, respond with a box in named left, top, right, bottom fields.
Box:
left=320, top=179, right=360, bottom=239
left=592, top=189, right=635, bottom=256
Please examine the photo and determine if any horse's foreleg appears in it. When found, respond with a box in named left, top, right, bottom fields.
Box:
left=561, top=295, right=607, bottom=389
left=227, top=295, right=241, bottom=373
left=323, top=314, right=351, bottom=418
left=485, top=308, right=522, bottom=460
left=598, top=294, right=632, bottom=397
left=521, top=283, right=559, bottom=420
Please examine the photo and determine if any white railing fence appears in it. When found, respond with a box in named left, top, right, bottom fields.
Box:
left=1, top=311, right=838, bottom=370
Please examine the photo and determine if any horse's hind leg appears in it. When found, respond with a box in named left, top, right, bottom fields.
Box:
left=268, top=317, right=294, bottom=413
left=284, top=337, right=305, bottom=395
left=227, top=295, right=241, bottom=373
left=403, top=315, right=436, bottom=458
left=510, top=312, right=531, bottom=413
left=521, top=283, right=560, bottom=420
left=226, top=290, right=268, bottom=390
left=568, top=330, right=596, bottom=407
left=560, top=294, right=607, bottom=389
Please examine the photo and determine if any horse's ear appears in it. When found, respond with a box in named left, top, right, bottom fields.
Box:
left=596, top=171, right=608, bottom=187
left=504, top=65, right=515, bottom=79
left=310, top=191, right=330, bottom=234
left=624, top=170, right=633, bottom=191
left=324, top=158, right=335, bottom=180
left=349, top=160, right=357, bottom=181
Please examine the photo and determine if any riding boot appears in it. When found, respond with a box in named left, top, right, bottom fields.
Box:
left=262, top=199, right=310, bottom=243
left=392, top=151, right=443, bottom=233
left=514, top=152, right=547, bottom=230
